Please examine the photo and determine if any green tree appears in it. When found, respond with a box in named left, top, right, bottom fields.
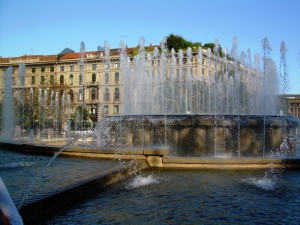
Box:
left=166, top=34, right=225, bottom=56
left=203, top=43, right=224, bottom=57
left=203, top=43, right=214, bottom=50
left=166, top=34, right=194, bottom=52
left=14, top=81, right=73, bottom=133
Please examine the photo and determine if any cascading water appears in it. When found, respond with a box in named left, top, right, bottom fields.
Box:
left=0, top=37, right=298, bottom=157
left=79, top=41, right=85, bottom=129
left=279, top=41, right=289, bottom=121
left=18, top=64, right=26, bottom=138
left=0, top=37, right=299, bottom=225
left=120, top=36, right=278, bottom=116
left=29, top=87, right=34, bottom=137
left=102, top=40, right=111, bottom=117
left=105, top=36, right=299, bottom=157
left=2, top=67, right=16, bottom=138
left=278, top=42, right=297, bottom=155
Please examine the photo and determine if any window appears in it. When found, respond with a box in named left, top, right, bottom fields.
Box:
left=69, top=75, right=74, bottom=85
left=105, top=72, right=109, bottom=84
left=115, top=63, right=119, bottom=68
left=50, top=66, right=54, bottom=72
left=104, top=88, right=109, bottom=101
left=41, top=76, right=45, bottom=85
left=60, top=90, right=64, bottom=100
left=32, top=68, right=36, bottom=73
left=104, top=105, right=109, bottom=115
left=114, top=88, right=120, bottom=101
left=41, top=67, right=45, bottom=73
left=202, top=68, right=205, bottom=75
left=91, top=88, right=96, bottom=100
left=70, top=66, right=74, bottom=71
left=60, top=66, right=64, bottom=72
left=92, top=73, right=96, bottom=83
left=115, top=72, right=119, bottom=84
left=50, top=75, right=54, bottom=85
left=79, top=89, right=83, bottom=101
left=79, top=73, right=83, bottom=85
left=92, top=64, right=97, bottom=70
left=69, top=90, right=74, bottom=102
left=31, top=76, right=35, bottom=85
left=90, top=108, right=96, bottom=114
left=114, top=105, right=119, bottom=115
left=60, top=75, right=64, bottom=85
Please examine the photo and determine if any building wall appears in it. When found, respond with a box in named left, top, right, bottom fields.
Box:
left=0, top=48, right=260, bottom=123
left=286, top=95, right=300, bottom=119
left=0, top=54, right=123, bottom=123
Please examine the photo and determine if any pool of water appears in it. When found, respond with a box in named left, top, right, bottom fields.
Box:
left=2, top=144, right=300, bottom=224
left=0, top=149, right=122, bottom=205
left=44, top=168, right=300, bottom=225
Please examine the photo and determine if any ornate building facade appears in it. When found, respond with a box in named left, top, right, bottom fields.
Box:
left=286, top=95, right=300, bottom=119
left=0, top=48, right=124, bottom=122
left=0, top=45, right=274, bottom=126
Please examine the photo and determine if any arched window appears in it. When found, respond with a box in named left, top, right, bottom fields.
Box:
left=31, top=76, right=35, bottom=85
left=114, top=88, right=120, bottom=101
left=50, top=75, right=54, bottom=85
left=69, top=74, right=74, bottom=85
left=104, top=88, right=109, bottom=101
left=115, top=72, right=119, bottom=84
left=60, top=75, right=64, bottom=85
left=105, top=72, right=109, bottom=84
left=92, top=73, right=96, bottom=83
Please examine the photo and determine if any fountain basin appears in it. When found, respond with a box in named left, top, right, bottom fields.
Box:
left=98, top=114, right=300, bottom=157
left=1, top=141, right=300, bottom=223
left=18, top=161, right=149, bottom=224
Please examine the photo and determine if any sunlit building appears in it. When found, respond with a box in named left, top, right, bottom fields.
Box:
left=0, top=45, right=270, bottom=124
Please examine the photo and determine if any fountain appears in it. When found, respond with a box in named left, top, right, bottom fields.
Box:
left=0, top=36, right=299, bottom=163
left=94, top=37, right=299, bottom=157
left=0, top=36, right=300, bottom=224
left=1, top=67, right=16, bottom=138
left=1, top=36, right=298, bottom=150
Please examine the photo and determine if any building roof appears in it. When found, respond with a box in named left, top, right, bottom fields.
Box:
left=0, top=45, right=161, bottom=65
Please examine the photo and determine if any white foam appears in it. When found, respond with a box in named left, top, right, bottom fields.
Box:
left=125, top=174, right=159, bottom=190
left=242, top=177, right=277, bottom=191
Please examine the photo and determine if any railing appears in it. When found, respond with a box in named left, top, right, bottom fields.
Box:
left=85, top=81, right=100, bottom=86
left=85, top=99, right=99, bottom=103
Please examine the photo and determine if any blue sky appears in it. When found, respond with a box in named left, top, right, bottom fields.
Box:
left=0, top=0, right=299, bottom=93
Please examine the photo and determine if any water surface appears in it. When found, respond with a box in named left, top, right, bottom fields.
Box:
left=0, top=149, right=121, bottom=204
left=45, top=168, right=300, bottom=224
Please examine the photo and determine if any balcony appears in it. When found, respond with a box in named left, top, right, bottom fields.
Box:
left=85, top=81, right=99, bottom=87
left=85, top=99, right=99, bottom=104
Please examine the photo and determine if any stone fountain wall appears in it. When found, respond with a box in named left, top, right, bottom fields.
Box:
left=100, top=115, right=300, bottom=157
